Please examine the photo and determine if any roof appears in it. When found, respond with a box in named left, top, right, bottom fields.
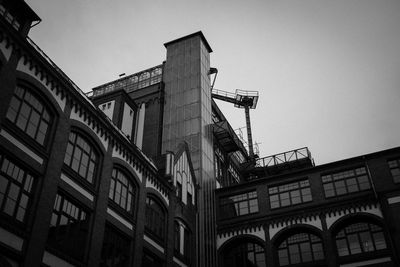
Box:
left=164, top=31, right=213, bottom=53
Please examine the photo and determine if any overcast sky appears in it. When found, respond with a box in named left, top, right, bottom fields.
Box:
left=26, top=0, right=400, bottom=165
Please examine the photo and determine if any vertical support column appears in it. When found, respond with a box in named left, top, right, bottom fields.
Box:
left=320, top=214, right=338, bottom=267
left=23, top=106, right=72, bottom=267
left=163, top=32, right=216, bottom=267
left=244, top=105, right=254, bottom=159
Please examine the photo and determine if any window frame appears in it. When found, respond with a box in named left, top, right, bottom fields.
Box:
left=222, top=239, right=266, bottom=267
left=47, top=192, right=91, bottom=262
left=145, top=195, right=167, bottom=244
left=276, top=232, right=325, bottom=266
left=63, top=130, right=100, bottom=188
left=0, top=152, right=36, bottom=224
left=219, top=190, right=259, bottom=219
left=387, top=158, right=400, bottom=183
left=334, top=221, right=388, bottom=258
left=5, top=84, right=56, bottom=153
left=100, top=223, right=132, bottom=267
left=108, top=167, right=136, bottom=217
left=268, top=179, right=312, bottom=209
left=321, top=166, right=371, bottom=198
left=173, top=219, right=192, bottom=264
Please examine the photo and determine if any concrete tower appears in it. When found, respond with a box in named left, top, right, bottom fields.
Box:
left=162, top=32, right=216, bottom=267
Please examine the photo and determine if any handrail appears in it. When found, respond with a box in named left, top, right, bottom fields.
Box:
left=256, top=147, right=313, bottom=168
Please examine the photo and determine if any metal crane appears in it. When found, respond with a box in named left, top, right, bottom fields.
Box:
left=209, top=66, right=259, bottom=160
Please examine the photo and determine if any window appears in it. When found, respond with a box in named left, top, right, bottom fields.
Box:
left=138, top=72, right=150, bottom=88
left=220, top=191, right=258, bottom=219
left=227, top=164, right=240, bottom=186
left=176, top=180, right=182, bottom=201
left=48, top=193, right=90, bottom=261
left=388, top=158, right=400, bottom=183
left=269, top=179, right=312, bottom=209
left=0, top=4, right=21, bottom=31
left=100, top=225, right=131, bottom=267
left=64, top=132, right=98, bottom=184
left=109, top=168, right=135, bottom=214
left=222, top=241, right=266, bottom=267
left=335, top=222, right=387, bottom=256
left=145, top=196, right=166, bottom=241
left=174, top=220, right=191, bottom=263
left=322, top=167, right=370, bottom=198
left=277, top=233, right=324, bottom=266
left=214, top=149, right=224, bottom=185
left=6, top=86, right=52, bottom=146
left=0, top=154, right=34, bottom=223
left=142, top=251, right=164, bottom=267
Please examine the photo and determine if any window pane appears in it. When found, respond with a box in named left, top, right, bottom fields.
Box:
left=280, top=192, right=290, bottom=207
left=270, top=194, right=280, bottom=209
left=312, top=243, right=324, bottom=260
left=323, top=183, right=335, bottom=197
left=64, top=132, right=98, bottom=184
left=334, top=180, right=347, bottom=195
left=289, top=244, right=300, bottom=264
left=348, top=234, right=362, bottom=254
left=336, top=239, right=349, bottom=256
left=359, top=232, right=373, bottom=252
left=278, top=249, right=289, bottom=266
left=373, top=232, right=387, bottom=250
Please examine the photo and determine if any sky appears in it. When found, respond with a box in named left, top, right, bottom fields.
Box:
left=26, top=0, right=400, bottom=165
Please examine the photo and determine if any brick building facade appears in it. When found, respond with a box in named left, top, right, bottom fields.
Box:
left=1, top=1, right=400, bottom=267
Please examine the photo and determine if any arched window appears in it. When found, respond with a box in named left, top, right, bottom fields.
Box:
left=64, top=131, right=99, bottom=184
left=109, top=168, right=135, bottom=214
left=6, top=85, right=53, bottom=146
left=277, top=232, right=324, bottom=266
left=145, top=196, right=166, bottom=242
left=335, top=221, right=387, bottom=256
left=222, top=240, right=266, bottom=267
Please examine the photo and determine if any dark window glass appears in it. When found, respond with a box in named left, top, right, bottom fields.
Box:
left=145, top=196, right=165, bottom=241
left=278, top=233, right=325, bottom=266
left=0, top=154, right=35, bottom=223
left=174, top=220, right=192, bottom=263
left=174, top=221, right=180, bottom=252
left=100, top=225, right=130, bottom=267
left=141, top=251, right=164, bottom=267
left=220, top=191, right=259, bottom=219
left=6, top=86, right=52, bottom=145
left=109, top=169, right=135, bottom=214
left=335, top=222, right=387, bottom=257
left=47, top=193, right=90, bottom=261
left=321, top=167, right=371, bottom=198
left=223, top=241, right=266, bottom=267
left=64, top=132, right=98, bottom=184
left=388, top=159, right=400, bottom=183
left=269, top=179, right=312, bottom=209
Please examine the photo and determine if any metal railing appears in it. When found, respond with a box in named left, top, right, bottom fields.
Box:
left=256, top=147, right=313, bottom=168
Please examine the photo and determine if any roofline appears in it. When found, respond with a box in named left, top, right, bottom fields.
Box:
left=164, top=31, right=213, bottom=53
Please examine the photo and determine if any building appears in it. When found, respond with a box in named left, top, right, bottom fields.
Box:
left=216, top=147, right=400, bottom=267
left=1, top=1, right=400, bottom=267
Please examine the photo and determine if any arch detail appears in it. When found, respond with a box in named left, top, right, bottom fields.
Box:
left=17, top=56, right=66, bottom=111
left=146, top=179, right=169, bottom=206
left=269, top=215, right=322, bottom=239
left=70, top=107, right=108, bottom=150
left=217, top=227, right=265, bottom=250
left=112, top=147, right=142, bottom=182
left=326, top=203, right=382, bottom=229
left=0, top=35, right=12, bottom=62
